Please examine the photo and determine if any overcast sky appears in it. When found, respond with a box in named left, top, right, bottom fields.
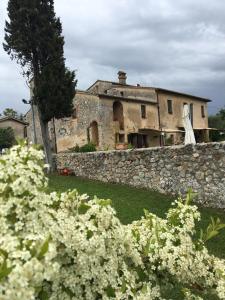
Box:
left=0, top=0, right=225, bottom=115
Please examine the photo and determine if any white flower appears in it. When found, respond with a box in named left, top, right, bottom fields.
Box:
left=0, top=144, right=224, bottom=299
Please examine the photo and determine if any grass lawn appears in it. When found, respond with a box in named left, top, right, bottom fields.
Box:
left=49, top=175, right=225, bottom=260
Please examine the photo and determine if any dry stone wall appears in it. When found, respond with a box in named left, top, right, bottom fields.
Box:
left=55, top=142, right=225, bottom=209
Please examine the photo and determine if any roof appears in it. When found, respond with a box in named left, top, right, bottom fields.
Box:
left=86, top=80, right=212, bottom=103
left=0, top=116, right=28, bottom=125
left=86, top=80, right=130, bottom=91
left=155, top=88, right=211, bottom=103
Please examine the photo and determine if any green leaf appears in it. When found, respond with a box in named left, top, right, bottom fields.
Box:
left=0, top=259, right=14, bottom=281
left=37, top=236, right=51, bottom=260
left=217, top=224, right=225, bottom=230
left=87, top=230, right=94, bottom=240
left=106, top=286, right=116, bottom=297
left=0, top=249, right=8, bottom=259
left=143, top=239, right=150, bottom=256
left=200, top=229, right=204, bottom=241
left=96, top=199, right=112, bottom=207
left=135, top=266, right=148, bottom=282
left=30, top=247, right=37, bottom=258
left=143, top=209, right=149, bottom=217
left=141, top=284, right=148, bottom=294
left=62, top=286, right=75, bottom=297
left=121, top=277, right=126, bottom=293
left=132, top=229, right=140, bottom=242
left=211, top=217, right=216, bottom=229
left=78, top=203, right=91, bottom=214
left=38, top=290, right=49, bottom=300
left=205, top=230, right=219, bottom=242
left=185, top=188, right=193, bottom=205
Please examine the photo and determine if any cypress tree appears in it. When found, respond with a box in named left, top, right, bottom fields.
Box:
left=3, top=0, right=76, bottom=168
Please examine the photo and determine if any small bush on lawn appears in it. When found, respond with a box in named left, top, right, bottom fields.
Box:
left=0, top=143, right=225, bottom=300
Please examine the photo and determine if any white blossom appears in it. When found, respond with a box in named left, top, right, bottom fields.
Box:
left=0, top=144, right=224, bottom=299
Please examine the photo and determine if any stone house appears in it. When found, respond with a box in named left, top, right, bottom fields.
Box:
left=26, top=71, right=210, bottom=152
left=0, top=116, right=28, bottom=139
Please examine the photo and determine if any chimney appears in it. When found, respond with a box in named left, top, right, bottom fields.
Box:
left=118, top=71, right=127, bottom=85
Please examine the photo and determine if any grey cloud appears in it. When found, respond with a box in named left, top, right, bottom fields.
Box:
left=1, top=0, right=225, bottom=114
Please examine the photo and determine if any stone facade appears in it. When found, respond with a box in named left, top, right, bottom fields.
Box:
left=55, top=142, right=225, bottom=210
left=26, top=71, right=211, bottom=152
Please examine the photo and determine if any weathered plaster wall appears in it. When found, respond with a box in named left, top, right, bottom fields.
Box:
left=115, top=86, right=157, bottom=103
left=158, top=92, right=209, bottom=130
left=123, top=101, right=159, bottom=131
left=0, top=120, right=26, bottom=139
left=55, top=92, right=116, bottom=152
left=56, top=142, right=225, bottom=209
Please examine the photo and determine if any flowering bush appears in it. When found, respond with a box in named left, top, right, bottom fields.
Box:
left=0, top=143, right=225, bottom=300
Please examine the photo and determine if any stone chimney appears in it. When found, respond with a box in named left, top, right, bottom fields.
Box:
left=118, top=71, right=127, bottom=85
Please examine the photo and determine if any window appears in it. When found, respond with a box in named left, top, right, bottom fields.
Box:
left=167, top=100, right=173, bottom=114
left=72, top=108, right=77, bottom=119
left=141, top=105, right=146, bottom=119
left=171, top=134, right=175, bottom=144
left=119, top=134, right=125, bottom=143
left=115, top=133, right=125, bottom=143
left=24, top=126, right=27, bottom=138
left=201, top=105, right=205, bottom=118
left=120, top=91, right=124, bottom=97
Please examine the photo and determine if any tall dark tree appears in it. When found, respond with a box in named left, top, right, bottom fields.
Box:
left=3, top=0, right=76, bottom=168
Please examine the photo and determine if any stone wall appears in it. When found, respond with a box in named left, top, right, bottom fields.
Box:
left=56, top=142, right=225, bottom=209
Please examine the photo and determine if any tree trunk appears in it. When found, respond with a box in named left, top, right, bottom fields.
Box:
left=38, top=108, right=53, bottom=172
left=32, top=54, right=54, bottom=172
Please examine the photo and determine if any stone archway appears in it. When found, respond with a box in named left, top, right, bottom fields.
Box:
left=113, top=101, right=124, bottom=130
left=89, top=121, right=99, bottom=146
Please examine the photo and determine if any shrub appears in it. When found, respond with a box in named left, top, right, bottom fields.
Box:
left=69, top=144, right=80, bottom=152
left=0, top=143, right=225, bottom=299
left=0, top=127, right=16, bottom=150
left=79, top=142, right=96, bottom=152
left=127, top=143, right=134, bottom=149
left=69, top=143, right=96, bottom=153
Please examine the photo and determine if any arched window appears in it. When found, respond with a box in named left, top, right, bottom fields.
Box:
left=113, top=101, right=124, bottom=130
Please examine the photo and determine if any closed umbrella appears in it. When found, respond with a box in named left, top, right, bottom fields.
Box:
left=182, top=104, right=196, bottom=145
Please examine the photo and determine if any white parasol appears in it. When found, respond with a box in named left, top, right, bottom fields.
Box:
left=182, top=104, right=196, bottom=145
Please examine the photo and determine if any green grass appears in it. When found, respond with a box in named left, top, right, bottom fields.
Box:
left=48, top=175, right=225, bottom=259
